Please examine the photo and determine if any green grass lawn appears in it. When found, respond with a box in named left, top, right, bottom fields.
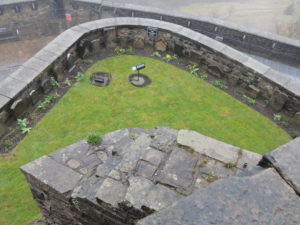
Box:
left=0, top=55, right=291, bottom=225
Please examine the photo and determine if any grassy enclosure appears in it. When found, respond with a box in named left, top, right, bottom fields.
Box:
left=0, top=55, right=291, bottom=225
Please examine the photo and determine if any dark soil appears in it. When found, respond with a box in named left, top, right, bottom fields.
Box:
left=1, top=48, right=298, bottom=153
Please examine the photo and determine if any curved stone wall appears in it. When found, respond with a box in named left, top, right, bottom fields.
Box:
left=0, top=17, right=299, bottom=139
left=1, top=0, right=300, bottom=67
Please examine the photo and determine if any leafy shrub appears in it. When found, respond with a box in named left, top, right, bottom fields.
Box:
left=163, top=54, right=178, bottom=62
left=187, top=64, right=199, bottom=76
left=38, top=93, right=60, bottom=110
left=63, top=78, right=72, bottom=87
left=76, top=72, right=85, bottom=82
left=3, top=140, right=12, bottom=148
left=214, top=80, right=228, bottom=90
left=151, top=51, right=162, bottom=58
left=87, top=133, right=102, bottom=146
left=50, top=76, right=59, bottom=87
left=242, top=95, right=256, bottom=105
left=273, top=113, right=282, bottom=121
left=83, top=59, right=94, bottom=65
left=17, top=118, right=32, bottom=134
left=200, top=73, right=208, bottom=80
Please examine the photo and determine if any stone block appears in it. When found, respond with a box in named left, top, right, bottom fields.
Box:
left=0, top=122, right=7, bottom=138
left=158, top=147, right=197, bottom=190
left=247, top=84, right=260, bottom=99
left=40, top=78, right=52, bottom=94
left=0, top=111, right=9, bottom=123
left=29, top=89, right=42, bottom=105
left=125, top=176, right=154, bottom=209
left=96, top=177, right=127, bottom=207
left=0, top=95, right=10, bottom=110
left=291, top=112, right=300, bottom=126
left=142, top=147, right=165, bottom=166
left=10, top=98, right=29, bottom=118
left=270, top=89, right=288, bottom=111
left=264, top=138, right=300, bottom=195
left=0, top=76, right=27, bottom=99
left=133, top=35, right=145, bottom=49
left=155, top=40, right=167, bottom=52
left=105, top=28, right=117, bottom=48
left=20, top=156, right=82, bottom=194
left=138, top=169, right=300, bottom=225
left=136, top=160, right=157, bottom=179
left=177, top=130, right=240, bottom=163
left=236, top=149, right=261, bottom=170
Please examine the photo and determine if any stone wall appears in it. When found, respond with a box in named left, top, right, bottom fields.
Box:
left=20, top=127, right=263, bottom=225
left=0, top=17, right=299, bottom=140
left=1, top=0, right=300, bottom=66
left=21, top=128, right=300, bottom=225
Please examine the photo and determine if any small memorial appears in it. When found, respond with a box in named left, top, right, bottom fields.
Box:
left=129, top=64, right=151, bottom=88
left=90, top=72, right=111, bottom=87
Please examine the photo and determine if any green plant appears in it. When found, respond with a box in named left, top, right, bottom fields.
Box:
left=187, top=64, right=199, bottom=76
left=50, top=76, right=59, bottom=87
left=242, top=95, right=256, bottom=105
left=214, top=80, right=228, bottom=90
left=87, top=133, right=102, bottom=145
left=291, top=131, right=300, bottom=139
left=83, top=59, right=94, bottom=65
left=151, top=51, right=162, bottom=58
left=224, top=162, right=237, bottom=168
left=63, top=78, right=72, bottom=87
left=17, top=118, right=32, bottom=134
left=163, top=54, right=177, bottom=62
left=129, top=134, right=136, bottom=140
left=38, top=93, right=60, bottom=110
left=3, top=140, right=12, bottom=148
left=76, top=72, right=85, bottom=82
left=200, top=73, right=208, bottom=80
left=281, top=121, right=289, bottom=128
left=115, top=47, right=127, bottom=55
left=205, top=173, right=218, bottom=183
left=273, top=113, right=282, bottom=121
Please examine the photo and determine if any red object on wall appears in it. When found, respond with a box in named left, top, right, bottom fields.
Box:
left=65, top=13, right=72, bottom=21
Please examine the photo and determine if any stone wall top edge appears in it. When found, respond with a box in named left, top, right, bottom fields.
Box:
left=0, top=0, right=35, bottom=6
left=88, top=0, right=300, bottom=48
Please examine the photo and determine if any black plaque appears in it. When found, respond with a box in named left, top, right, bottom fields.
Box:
left=147, top=27, right=158, bottom=38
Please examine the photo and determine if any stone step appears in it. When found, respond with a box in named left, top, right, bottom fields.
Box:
left=137, top=168, right=300, bottom=225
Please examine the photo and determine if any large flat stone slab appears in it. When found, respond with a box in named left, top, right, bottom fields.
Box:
left=20, top=156, right=82, bottom=194
left=263, top=137, right=300, bottom=195
left=177, top=129, right=239, bottom=163
left=138, top=169, right=300, bottom=225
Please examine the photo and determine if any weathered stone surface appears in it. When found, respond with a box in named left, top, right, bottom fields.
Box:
left=158, top=147, right=197, bottom=189
left=10, top=98, right=29, bottom=118
left=138, top=169, right=300, bottom=225
left=142, top=147, right=165, bottom=166
left=102, top=128, right=130, bottom=145
left=0, top=122, right=7, bottom=138
left=0, top=76, right=27, bottom=99
left=133, top=35, right=145, bottom=48
left=67, top=159, right=81, bottom=169
left=247, top=84, right=260, bottom=99
left=270, top=89, right=288, bottom=111
left=264, top=138, right=300, bottom=195
left=20, top=156, right=82, bottom=194
left=125, top=176, right=154, bottom=209
left=145, top=184, right=181, bottom=211
left=29, top=89, right=42, bottom=105
left=96, top=177, right=127, bottom=207
left=236, top=149, right=261, bottom=170
left=177, top=129, right=239, bottom=163
left=155, top=40, right=167, bottom=52
left=40, top=78, right=52, bottom=94
left=136, top=160, right=157, bottom=179
left=291, top=112, right=300, bottom=126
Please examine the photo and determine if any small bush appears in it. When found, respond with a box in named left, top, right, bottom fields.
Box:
left=187, top=64, right=199, bottom=76
left=83, top=59, right=94, bottom=65
left=214, top=80, right=228, bottom=90
left=50, top=76, right=59, bottom=87
left=163, top=54, right=178, bottom=63
left=242, top=95, right=256, bottom=105
left=76, top=72, right=85, bottom=82
left=151, top=51, right=162, bottom=58
left=63, top=78, right=72, bottom=87
left=3, top=140, right=12, bottom=148
left=17, top=118, right=32, bottom=134
left=114, top=47, right=134, bottom=55
left=38, top=93, right=60, bottom=110
left=87, top=133, right=102, bottom=145
left=273, top=113, right=282, bottom=121
left=200, top=73, right=208, bottom=80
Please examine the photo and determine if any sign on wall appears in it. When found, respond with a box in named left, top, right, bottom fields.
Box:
left=147, top=27, right=158, bottom=38
left=65, top=13, right=72, bottom=21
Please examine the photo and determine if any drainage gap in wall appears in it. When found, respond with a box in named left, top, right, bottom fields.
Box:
left=128, top=74, right=151, bottom=88
left=91, top=72, right=112, bottom=87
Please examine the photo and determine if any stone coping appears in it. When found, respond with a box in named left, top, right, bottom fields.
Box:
left=1, top=17, right=299, bottom=111
left=0, top=0, right=35, bottom=6
left=77, top=0, right=300, bottom=48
